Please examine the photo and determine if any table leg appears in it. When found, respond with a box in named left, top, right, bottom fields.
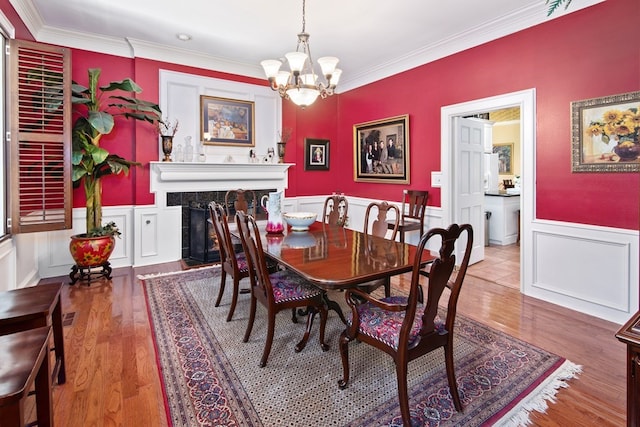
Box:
left=51, top=294, right=66, bottom=384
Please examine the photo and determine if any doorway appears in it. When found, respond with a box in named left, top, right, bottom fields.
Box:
left=440, top=89, right=536, bottom=292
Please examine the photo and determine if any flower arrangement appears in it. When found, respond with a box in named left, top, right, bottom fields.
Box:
left=587, top=106, right=640, bottom=147
left=157, top=117, right=180, bottom=136
left=278, top=127, right=292, bottom=144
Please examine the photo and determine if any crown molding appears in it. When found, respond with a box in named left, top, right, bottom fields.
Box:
left=126, top=38, right=264, bottom=79
left=337, top=0, right=606, bottom=92
left=10, top=0, right=606, bottom=92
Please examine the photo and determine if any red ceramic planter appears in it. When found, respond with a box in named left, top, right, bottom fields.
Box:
left=69, top=235, right=116, bottom=268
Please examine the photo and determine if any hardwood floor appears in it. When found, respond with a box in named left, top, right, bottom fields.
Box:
left=36, top=253, right=626, bottom=426
left=467, top=243, right=520, bottom=289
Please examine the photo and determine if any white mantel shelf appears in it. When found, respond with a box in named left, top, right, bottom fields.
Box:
left=150, top=162, right=294, bottom=199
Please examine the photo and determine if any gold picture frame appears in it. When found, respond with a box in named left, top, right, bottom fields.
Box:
left=353, top=114, right=410, bottom=184
left=571, top=91, right=640, bottom=173
left=493, top=143, right=513, bottom=175
left=200, top=95, right=255, bottom=147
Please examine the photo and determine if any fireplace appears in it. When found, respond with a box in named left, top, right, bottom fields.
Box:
left=167, top=189, right=273, bottom=263
left=149, top=162, right=293, bottom=264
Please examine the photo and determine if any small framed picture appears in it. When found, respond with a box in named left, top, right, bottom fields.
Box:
left=493, top=143, right=513, bottom=175
left=200, top=95, right=255, bottom=147
left=304, top=138, right=329, bottom=171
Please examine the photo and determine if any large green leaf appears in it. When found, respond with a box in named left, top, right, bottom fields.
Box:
left=100, top=78, right=142, bottom=94
left=87, top=111, right=115, bottom=135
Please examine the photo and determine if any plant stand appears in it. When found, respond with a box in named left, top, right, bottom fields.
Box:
left=69, top=261, right=112, bottom=285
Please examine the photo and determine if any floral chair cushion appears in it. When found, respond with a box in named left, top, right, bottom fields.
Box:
left=234, top=252, right=249, bottom=272
left=269, top=270, right=324, bottom=303
left=346, top=296, right=445, bottom=350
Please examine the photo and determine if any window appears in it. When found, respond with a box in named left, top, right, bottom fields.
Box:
left=8, top=39, right=71, bottom=234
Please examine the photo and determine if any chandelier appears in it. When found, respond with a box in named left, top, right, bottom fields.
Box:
left=260, top=0, right=341, bottom=108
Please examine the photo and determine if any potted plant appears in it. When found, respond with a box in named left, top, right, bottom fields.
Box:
left=69, top=68, right=161, bottom=282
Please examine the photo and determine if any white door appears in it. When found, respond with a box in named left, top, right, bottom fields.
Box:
left=453, top=117, right=485, bottom=265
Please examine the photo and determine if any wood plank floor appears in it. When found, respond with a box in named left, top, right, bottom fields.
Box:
left=36, top=253, right=627, bottom=426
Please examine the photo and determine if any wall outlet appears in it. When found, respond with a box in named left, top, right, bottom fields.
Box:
left=431, top=171, right=442, bottom=187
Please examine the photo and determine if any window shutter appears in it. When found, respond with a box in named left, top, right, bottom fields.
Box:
left=9, top=39, right=71, bottom=233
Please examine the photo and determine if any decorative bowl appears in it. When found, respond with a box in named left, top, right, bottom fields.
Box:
left=283, top=212, right=317, bottom=231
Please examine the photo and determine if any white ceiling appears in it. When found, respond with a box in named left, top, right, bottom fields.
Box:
left=9, top=0, right=603, bottom=92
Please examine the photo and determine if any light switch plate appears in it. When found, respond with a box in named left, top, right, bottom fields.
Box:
left=431, top=171, right=442, bottom=187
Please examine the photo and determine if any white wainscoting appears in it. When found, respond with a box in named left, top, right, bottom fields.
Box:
left=22, top=193, right=639, bottom=324
left=36, top=206, right=136, bottom=278
left=524, top=219, right=639, bottom=325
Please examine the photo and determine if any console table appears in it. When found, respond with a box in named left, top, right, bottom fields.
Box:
left=616, top=310, right=640, bottom=426
left=0, top=283, right=66, bottom=385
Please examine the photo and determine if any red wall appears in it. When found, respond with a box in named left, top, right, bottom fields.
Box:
left=4, top=0, right=638, bottom=230
left=293, top=0, right=640, bottom=230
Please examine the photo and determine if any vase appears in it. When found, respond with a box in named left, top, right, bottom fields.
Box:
left=613, top=141, right=640, bottom=162
left=69, top=234, right=115, bottom=268
left=161, top=135, right=173, bottom=161
left=277, top=142, right=286, bottom=163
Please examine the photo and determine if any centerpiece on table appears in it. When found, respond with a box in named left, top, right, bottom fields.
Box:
left=588, top=106, right=640, bottom=162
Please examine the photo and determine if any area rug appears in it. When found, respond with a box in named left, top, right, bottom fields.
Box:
left=140, top=266, right=581, bottom=427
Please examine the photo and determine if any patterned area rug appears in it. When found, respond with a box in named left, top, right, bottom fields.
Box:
left=140, top=266, right=580, bottom=427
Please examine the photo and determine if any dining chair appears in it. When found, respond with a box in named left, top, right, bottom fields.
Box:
left=338, top=223, right=474, bottom=426
left=235, top=211, right=329, bottom=368
left=323, top=194, right=349, bottom=227
left=209, top=202, right=252, bottom=322
left=387, top=189, right=429, bottom=243
left=225, top=189, right=258, bottom=217
left=359, top=201, right=400, bottom=297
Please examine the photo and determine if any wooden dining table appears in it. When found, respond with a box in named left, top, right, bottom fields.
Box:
left=228, top=219, right=432, bottom=316
left=258, top=221, right=432, bottom=290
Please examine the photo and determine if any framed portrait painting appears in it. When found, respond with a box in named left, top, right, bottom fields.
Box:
left=353, top=114, right=410, bottom=184
left=493, top=143, right=513, bottom=175
left=571, top=91, right=639, bottom=172
left=200, top=95, right=255, bottom=147
left=304, top=138, right=329, bottom=171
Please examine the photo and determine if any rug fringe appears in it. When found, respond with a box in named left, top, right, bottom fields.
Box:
left=137, top=264, right=220, bottom=280
left=496, top=360, right=582, bottom=426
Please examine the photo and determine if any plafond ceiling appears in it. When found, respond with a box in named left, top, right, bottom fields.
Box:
left=9, top=0, right=603, bottom=92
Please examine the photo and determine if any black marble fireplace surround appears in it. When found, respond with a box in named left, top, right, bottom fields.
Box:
left=167, top=189, right=274, bottom=262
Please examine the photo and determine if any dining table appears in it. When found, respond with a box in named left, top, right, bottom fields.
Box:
left=231, top=220, right=434, bottom=322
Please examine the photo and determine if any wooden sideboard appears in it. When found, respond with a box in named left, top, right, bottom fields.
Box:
left=616, top=311, right=640, bottom=426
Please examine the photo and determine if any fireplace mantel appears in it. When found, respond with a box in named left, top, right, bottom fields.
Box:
left=150, top=162, right=293, bottom=202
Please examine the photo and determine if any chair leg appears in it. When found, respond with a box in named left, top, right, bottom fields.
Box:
left=445, top=341, right=463, bottom=412
left=337, top=331, right=351, bottom=389
left=396, top=362, right=412, bottom=427
left=243, top=297, right=257, bottom=343
left=215, top=270, right=227, bottom=307
left=384, top=277, right=391, bottom=298
left=259, top=312, right=276, bottom=368
left=226, top=276, right=240, bottom=322
left=295, top=306, right=317, bottom=352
